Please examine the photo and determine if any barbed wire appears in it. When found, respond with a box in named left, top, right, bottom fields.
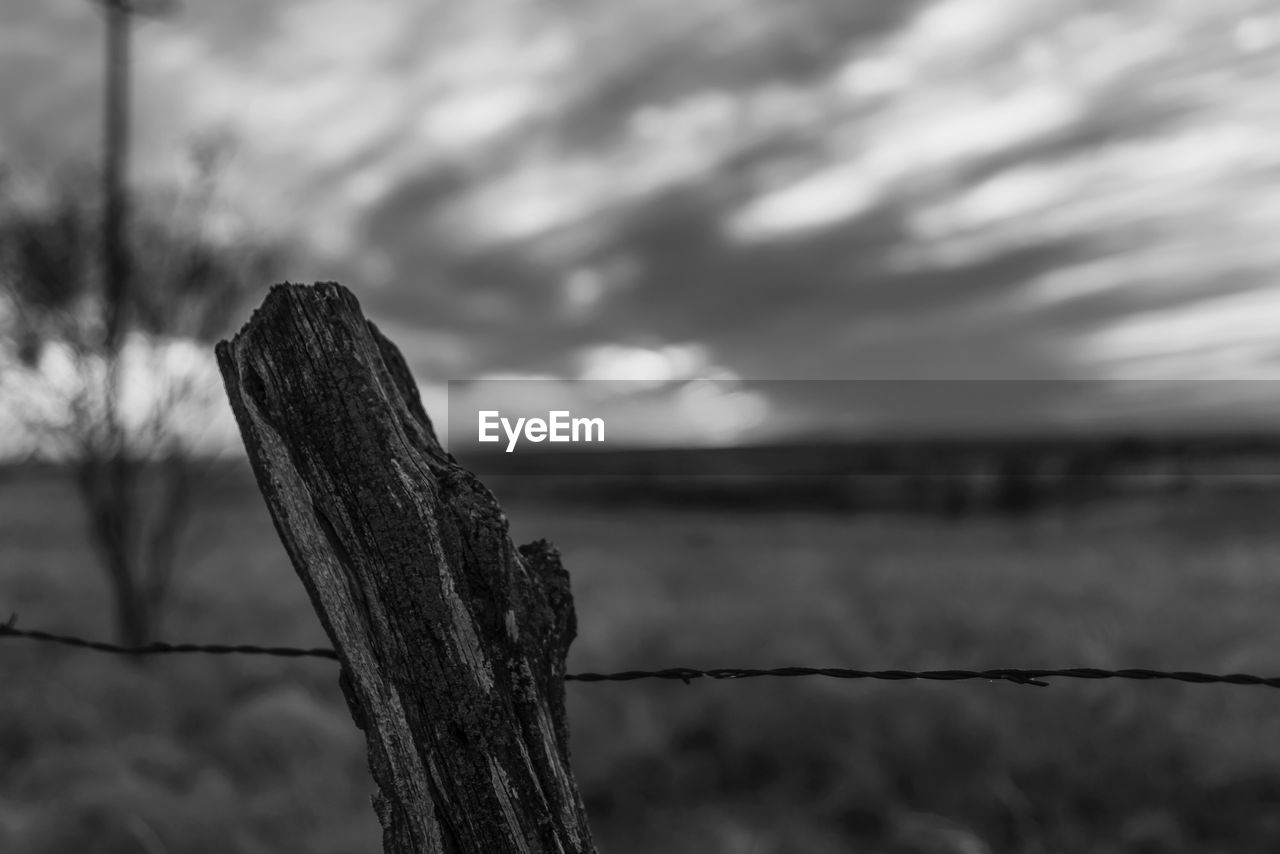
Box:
left=4, top=618, right=1279, bottom=688
left=1, top=621, right=338, bottom=661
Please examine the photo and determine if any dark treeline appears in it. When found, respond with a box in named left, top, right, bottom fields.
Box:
left=7, top=432, right=1280, bottom=518
left=469, top=433, right=1280, bottom=516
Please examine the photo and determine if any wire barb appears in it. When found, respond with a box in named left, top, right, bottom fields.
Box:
left=3, top=622, right=1279, bottom=689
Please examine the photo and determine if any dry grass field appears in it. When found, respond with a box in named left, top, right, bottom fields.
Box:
left=2, top=465, right=1280, bottom=853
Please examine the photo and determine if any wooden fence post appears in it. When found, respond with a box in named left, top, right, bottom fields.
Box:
left=215, top=282, right=597, bottom=854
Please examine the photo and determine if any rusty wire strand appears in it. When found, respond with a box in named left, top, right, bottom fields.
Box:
left=3, top=618, right=1279, bottom=689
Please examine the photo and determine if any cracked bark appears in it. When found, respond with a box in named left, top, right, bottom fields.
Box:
left=216, top=281, right=596, bottom=854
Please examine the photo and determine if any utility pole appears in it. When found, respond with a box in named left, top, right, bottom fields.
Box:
left=101, top=0, right=131, bottom=353
left=85, top=0, right=179, bottom=647
left=91, top=0, right=177, bottom=351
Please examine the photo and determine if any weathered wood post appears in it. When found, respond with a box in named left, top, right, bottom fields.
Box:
left=215, top=282, right=597, bottom=854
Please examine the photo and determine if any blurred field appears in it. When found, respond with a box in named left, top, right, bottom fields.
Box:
left=3, top=465, right=1280, bottom=853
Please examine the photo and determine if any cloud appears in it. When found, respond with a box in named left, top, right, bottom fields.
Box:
left=4, top=0, right=1280, bottom=447
left=1080, top=290, right=1280, bottom=381
left=0, top=333, right=238, bottom=460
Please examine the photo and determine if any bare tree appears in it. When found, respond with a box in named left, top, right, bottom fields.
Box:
left=0, top=157, right=281, bottom=645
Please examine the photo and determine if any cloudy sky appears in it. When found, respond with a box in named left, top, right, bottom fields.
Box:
left=2, top=0, right=1280, bottom=451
